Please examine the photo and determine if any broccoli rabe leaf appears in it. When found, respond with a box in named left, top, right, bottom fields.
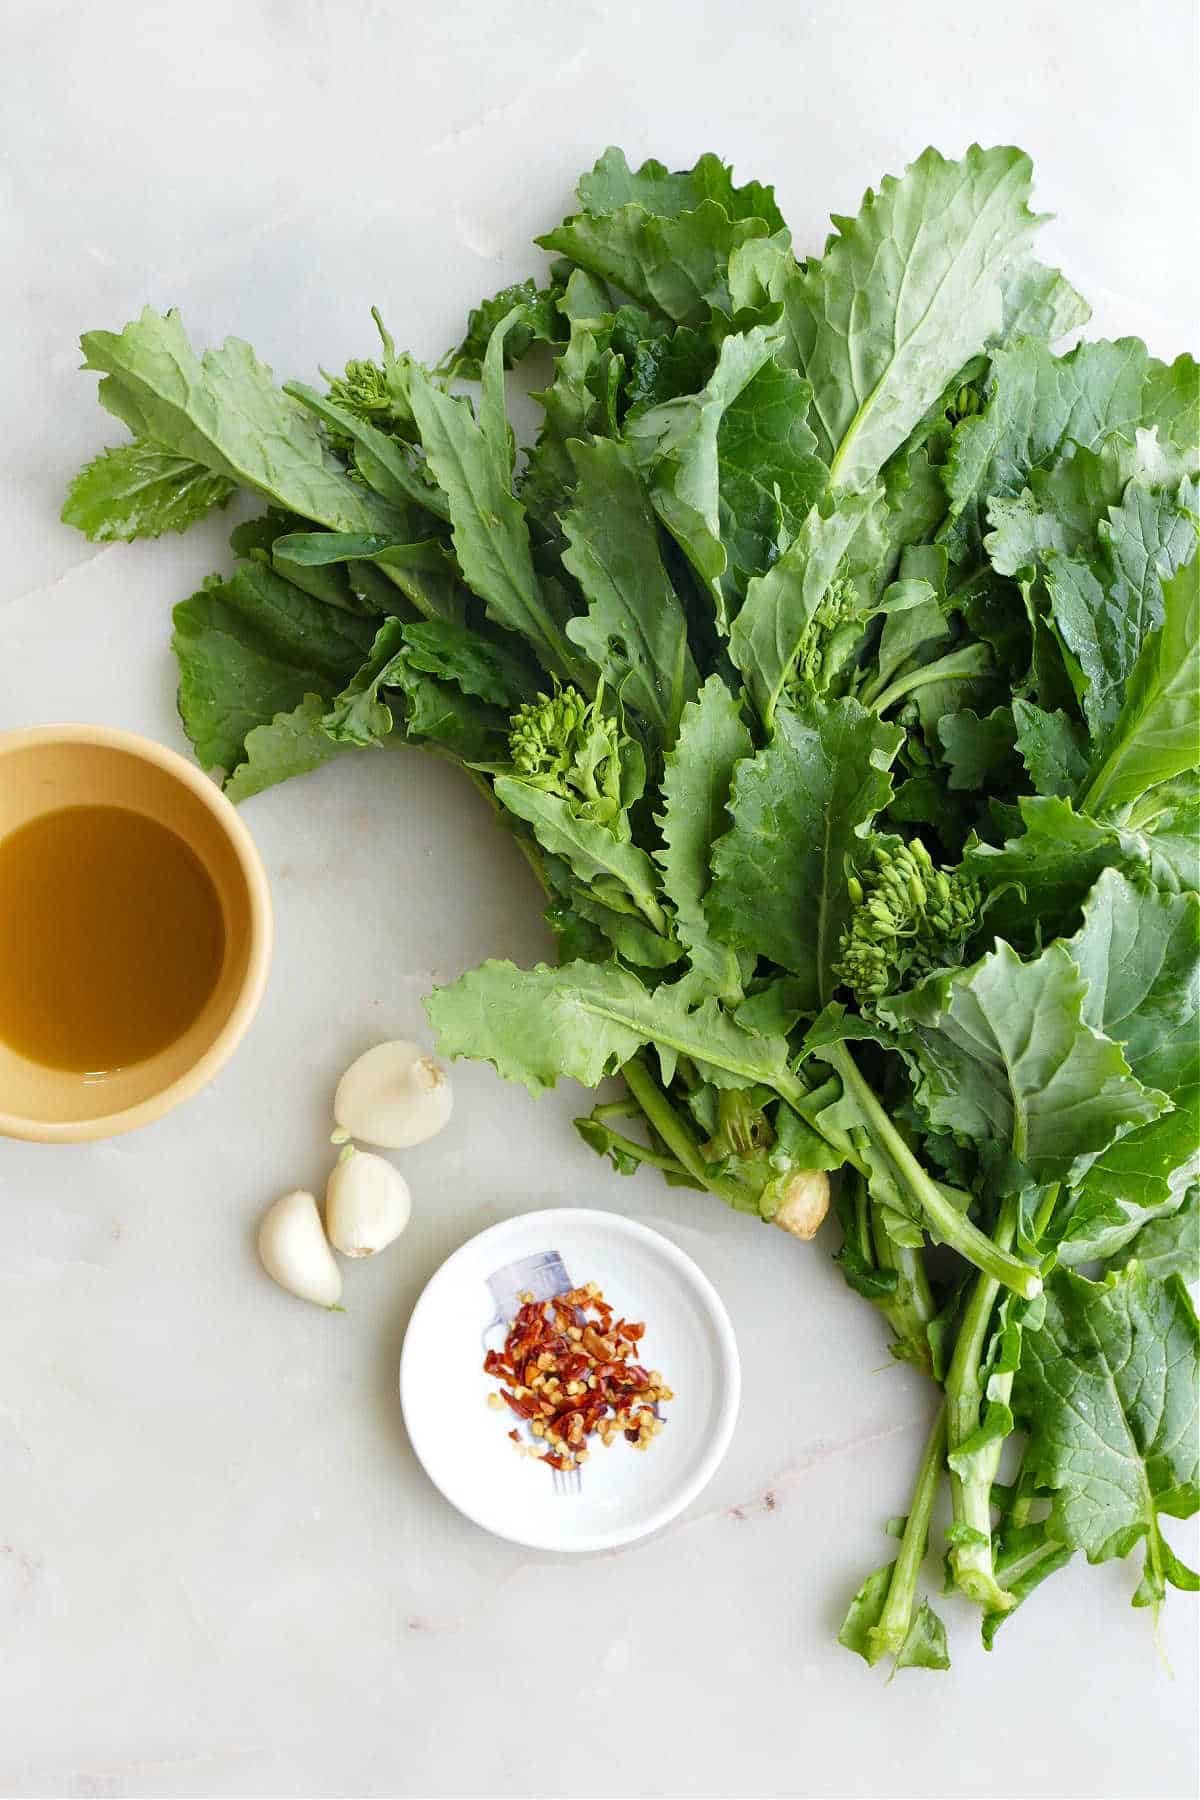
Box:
left=965, top=795, right=1196, bottom=944
left=1079, top=558, right=1200, bottom=815
left=998, top=259, right=1090, bottom=344
left=538, top=200, right=771, bottom=328
left=1052, top=871, right=1200, bottom=1252
left=271, top=530, right=466, bottom=624
left=494, top=777, right=666, bottom=932
left=1107, top=1188, right=1198, bottom=1281
left=397, top=673, right=510, bottom=763
left=785, top=146, right=1046, bottom=491
left=426, top=960, right=795, bottom=1099
left=444, top=276, right=566, bottom=379
left=867, top=580, right=949, bottom=695
left=982, top=1516, right=1075, bottom=1649
left=1038, top=485, right=1198, bottom=740
left=1016, top=1264, right=1199, bottom=1609
left=323, top=618, right=408, bottom=746
left=937, top=707, right=1019, bottom=791
left=839, top=1566, right=949, bottom=1670
left=1141, top=352, right=1200, bottom=455
left=707, top=698, right=903, bottom=1006
left=61, top=440, right=236, bottom=541
left=1066, top=868, right=1200, bottom=1097
left=398, top=618, right=535, bottom=710
left=1055, top=1092, right=1200, bottom=1264
left=713, top=358, right=828, bottom=595
left=402, top=318, right=584, bottom=680
left=653, top=675, right=752, bottom=1000
left=283, top=382, right=449, bottom=524
left=944, top=337, right=1154, bottom=553
left=576, top=146, right=786, bottom=232
left=729, top=491, right=884, bottom=726
left=561, top=436, right=699, bottom=744
left=80, top=307, right=407, bottom=535
left=521, top=308, right=627, bottom=537
left=223, top=693, right=362, bottom=803
left=888, top=940, right=1165, bottom=1187
left=551, top=886, right=682, bottom=971
left=623, top=324, right=783, bottom=625
left=172, top=562, right=378, bottom=774
left=1011, top=698, right=1090, bottom=798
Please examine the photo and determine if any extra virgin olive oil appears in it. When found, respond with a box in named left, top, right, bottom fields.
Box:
left=0, top=805, right=225, bottom=1073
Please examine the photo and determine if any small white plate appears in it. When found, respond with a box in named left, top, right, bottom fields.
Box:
left=400, top=1207, right=740, bottom=1552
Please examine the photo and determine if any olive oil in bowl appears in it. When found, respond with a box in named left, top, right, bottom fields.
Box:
left=0, top=804, right=226, bottom=1074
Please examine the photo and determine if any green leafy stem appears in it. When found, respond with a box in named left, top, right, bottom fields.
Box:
left=825, top=1044, right=1044, bottom=1300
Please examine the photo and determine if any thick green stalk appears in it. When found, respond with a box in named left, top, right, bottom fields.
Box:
left=590, top=1098, right=639, bottom=1124
left=1078, top=745, right=1124, bottom=819
left=868, top=654, right=986, bottom=716
left=621, top=1057, right=755, bottom=1209
left=582, top=1123, right=692, bottom=1177
left=872, top=1205, right=936, bottom=1375
left=825, top=1045, right=1042, bottom=1299
left=791, top=1076, right=841, bottom=1119
left=868, top=1404, right=947, bottom=1660
left=993, top=1530, right=1071, bottom=1595
left=944, top=1192, right=1019, bottom=1611
left=850, top=1171, right=872, bottom=1266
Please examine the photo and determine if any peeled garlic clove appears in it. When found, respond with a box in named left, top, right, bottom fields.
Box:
left=770, top=1170, right=831, bottom=1241
left=333, top=1040, right=453, bottom=1149
left=325, top=1146, right=411, bottom=1258
left=258, top=1189, right=343, bottom=1307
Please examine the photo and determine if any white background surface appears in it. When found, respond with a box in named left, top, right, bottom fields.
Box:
left=1, top=2, right=1197, bottom=1795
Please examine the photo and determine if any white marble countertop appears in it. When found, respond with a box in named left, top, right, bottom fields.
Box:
left=2, top=3, right=1197, bottom=1795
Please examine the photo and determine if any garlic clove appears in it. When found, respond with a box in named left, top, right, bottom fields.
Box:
left=258, top=1188, right=344, bottom=1307
left=325, top=1146, right=411, bottom=1258
left=333, top=1040, right=453, bottom=1149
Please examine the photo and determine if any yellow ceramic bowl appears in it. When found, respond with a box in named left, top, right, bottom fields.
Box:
left=0, top=725, right=272, bottom=1143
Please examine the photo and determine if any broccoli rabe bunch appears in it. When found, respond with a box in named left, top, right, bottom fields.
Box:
left=508, top=681, right=629, bottom=827
left=835, top=838, right=981, bottom=1006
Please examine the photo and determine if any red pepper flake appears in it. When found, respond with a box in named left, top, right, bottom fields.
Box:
left=483, top=1281, right=672, bottom=1475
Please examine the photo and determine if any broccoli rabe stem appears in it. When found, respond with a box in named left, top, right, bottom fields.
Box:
left=867, top=646, right=991, bottom=717
left=944, top=1192, right=1021, bottom=1611
left=620, top=1057, right=756, bottom=1210
left=824, top=1045, right=1042, bottom=1300
left=946, top=1181, right=1063, bottom=1608
left=868, top=1404, right=947, bottom=1662
left=871, top=1203, right=936, bottom=1375
left=582, top=1123, right=694, bottom=1179
left=841, top=1168, right=937, bottom=1371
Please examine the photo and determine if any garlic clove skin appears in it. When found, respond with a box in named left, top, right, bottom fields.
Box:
left=258, top=1189, right=344, bottom=1307
left=333, top=1040, right=453, bottom=1149
left=325, top=1146, right=411, bottom=1258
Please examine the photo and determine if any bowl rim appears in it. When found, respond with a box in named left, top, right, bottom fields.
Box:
left=399, top=1206, right=742, bottom=1552
left=0, top=722, right=273, bottom=1143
